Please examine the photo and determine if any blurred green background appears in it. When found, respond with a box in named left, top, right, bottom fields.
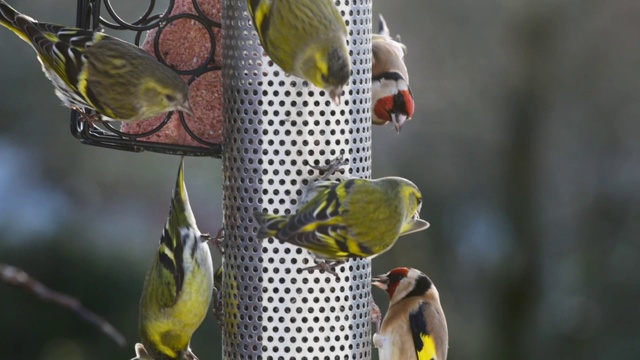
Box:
left=1, top=0, right=639, bottom=359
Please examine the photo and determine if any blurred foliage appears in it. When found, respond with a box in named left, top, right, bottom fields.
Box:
left=0, top=0, right=639, bottom=359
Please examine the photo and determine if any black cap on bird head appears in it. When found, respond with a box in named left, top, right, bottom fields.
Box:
left=372, top=267, right=433, bottom=300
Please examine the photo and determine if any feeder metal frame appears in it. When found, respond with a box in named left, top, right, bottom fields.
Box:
left=72, top=0, right=223, bottom=157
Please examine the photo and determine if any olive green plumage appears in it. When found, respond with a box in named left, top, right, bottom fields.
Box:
left=246, top=0, right=352, bottom=102
left=0, top=1, right=191, bottom=122
left=136, top=159, right=213, bottom=360
left=254, top=177, right=430, bottom=261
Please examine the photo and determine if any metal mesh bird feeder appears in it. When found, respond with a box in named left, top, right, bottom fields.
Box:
left=73, top=0, right=374, bottom=357
left=72, top=0, right=223, bottom=157
left=221, top=0, right=374, bottom=358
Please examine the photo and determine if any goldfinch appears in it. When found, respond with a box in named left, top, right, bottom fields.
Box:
left=372, top=14, right=414, bottom=133
left=137, top=158, right=213, bottom=360
left=372, top=267, right=448, bottom=360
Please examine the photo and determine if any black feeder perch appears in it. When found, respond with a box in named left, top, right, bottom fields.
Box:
left=70, top=0, right=223, bottom=157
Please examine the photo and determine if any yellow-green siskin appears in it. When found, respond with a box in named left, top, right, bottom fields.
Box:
left=246, top=0, right=351, bottom=103
left=0, top=1, right=192, bottom=122
left=253, top=177, right=430, bottom=261
left=137, top=158, right=213, bottom=360
left=372, top=267, right=449, bottom=360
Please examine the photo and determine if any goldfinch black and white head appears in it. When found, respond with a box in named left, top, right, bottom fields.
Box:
left=372, top=267, right=449, bottom=360
left=372, top=14, right=415, bottom=133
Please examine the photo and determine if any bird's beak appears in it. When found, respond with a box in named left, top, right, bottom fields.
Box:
left=371, top=274, right=389, bottom=290
left=329, top=86, right=343, bottom=105
left=180, top=101, right=194, bottom=116
left=391, top=113, right=407, bottom=134
left=133, top=343, right=149, bottom=359
left=414, top=203, right=422, bottom=220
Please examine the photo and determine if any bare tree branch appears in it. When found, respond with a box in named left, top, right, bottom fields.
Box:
left=0, top=262, right=126, bottom=347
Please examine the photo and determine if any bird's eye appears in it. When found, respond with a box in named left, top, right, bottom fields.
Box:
left=388, top=272, right=405, bottom=283
left=165, top=94, right=177, bottom=103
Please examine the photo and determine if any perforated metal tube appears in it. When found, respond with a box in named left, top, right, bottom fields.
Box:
left=221, top=0, right=373, bottom=358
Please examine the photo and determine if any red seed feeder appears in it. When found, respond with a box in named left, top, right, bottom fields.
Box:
left=70, top=0, right=223, bottom=157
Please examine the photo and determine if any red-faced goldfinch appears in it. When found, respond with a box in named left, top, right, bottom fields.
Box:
left=372, top=14, right=415, bottom=133
left=372, top=267, right=448, bottom=360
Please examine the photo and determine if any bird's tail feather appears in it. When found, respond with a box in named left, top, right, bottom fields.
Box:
left=0, top=1, right=23, bottom=37
left=253, top=211, right=287, bottom=239
left=377, top=14, right=390, bottom=37
left=169, top=157, right=198, bottom=232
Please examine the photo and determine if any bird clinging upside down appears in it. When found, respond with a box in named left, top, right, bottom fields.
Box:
left=372, top=14, right=415, bottom=133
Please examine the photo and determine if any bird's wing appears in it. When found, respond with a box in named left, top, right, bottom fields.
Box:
left=377, top=14, right=390, bottom=37
left=278, top=180, right=366, bottom=258
left=150, top=159, right=197, bottom=307
left=153, top=233, right=183, bottom=307
left=409, top=302, right=439, bottom=360
left=16, top=16, right=95, bottom=90
left=280, top=180, right=345, bottom=236
left=300, top=180, right=338, bottom=205
left=246, top=0, right=273, bottom=45
left=284, top=223, right=352, bottom=258
left=146, top=253, right=180, bottom=309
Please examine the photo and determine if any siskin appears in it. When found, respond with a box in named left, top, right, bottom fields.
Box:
left=136, top=158, right=213, bottom=360
left=372, top=15, right=414, bottom=133
left=246, top=0, right=351, bottom=103
left=253, top=177, right=430, bottom=266
left=372, top=267, right=449, bottom=360
left=0, top=1, right=192, bottom=122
